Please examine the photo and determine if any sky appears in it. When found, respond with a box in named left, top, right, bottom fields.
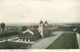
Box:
left=0, top=0, right=80, bottom=23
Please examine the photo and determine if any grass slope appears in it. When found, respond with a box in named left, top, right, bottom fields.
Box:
left=47, top=32, right=78, bottom=49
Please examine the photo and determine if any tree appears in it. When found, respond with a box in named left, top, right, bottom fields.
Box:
left=21, top=26, right=27, bottom=31
left=0, top=23, right=5, bottom=34
left=31, top=29, right=42, bottom=41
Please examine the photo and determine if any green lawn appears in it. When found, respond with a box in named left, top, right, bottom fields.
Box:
left=51, top=28, right=61, bottom=32
left=47, top=32, right=78, bottom=49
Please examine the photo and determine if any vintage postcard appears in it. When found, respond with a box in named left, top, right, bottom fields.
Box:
left=0, top=0, right=80, bottom=52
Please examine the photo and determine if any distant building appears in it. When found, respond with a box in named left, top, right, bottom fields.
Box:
left=38, top=20, right=50, bottom=38
left=38, top=20, right=44, bottom=37
left=18, top=20, right=51, bottom=42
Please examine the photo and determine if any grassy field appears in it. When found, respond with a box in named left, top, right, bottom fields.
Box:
left=47, top=32, right=78, bottom=49
left=51, top=28, right=61, bottom=32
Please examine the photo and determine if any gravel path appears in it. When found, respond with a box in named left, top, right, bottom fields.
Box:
left=30, top=31, right=64, bottom=49
left=76, top=33, right=80, bottom=49
left=0, top=36, right=18, bottom=43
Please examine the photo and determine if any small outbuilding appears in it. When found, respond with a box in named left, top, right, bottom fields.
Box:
left=19, top=29, right=34, bottom=42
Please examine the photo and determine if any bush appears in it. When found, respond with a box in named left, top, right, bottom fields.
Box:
left=31, top=30, right=42, bottom=41
left=0, top=41, right=30, bottom=49
left=0, top=31, right=20, bottom=38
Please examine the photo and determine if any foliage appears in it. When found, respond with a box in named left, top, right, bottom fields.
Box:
left=21, top=26, right=28, bottom=31
left=0, top=31, right=20, bottom=38
left=0, top=23, right=5, bottom=29
left=0, top=41, right=30, bottom=49
left=31, top=29, right=42, bottom=41
left=0, top=23, right=5, bottom=33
